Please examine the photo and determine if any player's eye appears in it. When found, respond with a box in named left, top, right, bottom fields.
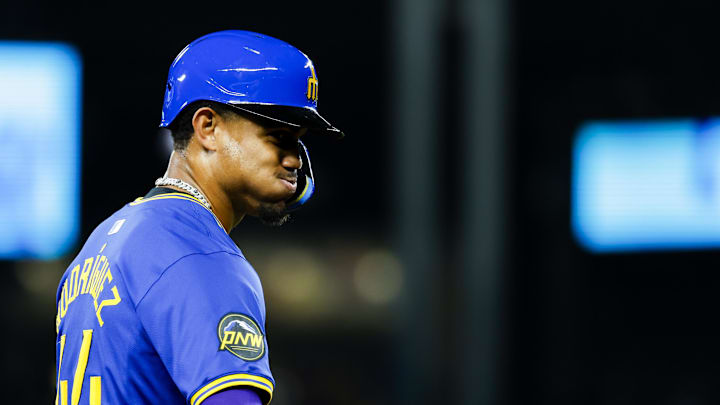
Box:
left=269, top=132, right=298, bottom=149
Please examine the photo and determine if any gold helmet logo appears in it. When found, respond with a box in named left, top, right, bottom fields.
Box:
left=307, top=64, right=318, bottom=102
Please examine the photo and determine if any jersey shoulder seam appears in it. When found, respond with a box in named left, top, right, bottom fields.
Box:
left=134, top=250, right=248, bottom=309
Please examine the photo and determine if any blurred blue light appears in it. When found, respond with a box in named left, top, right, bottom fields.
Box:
left=572, top=118, right=720, bottom=252
left=0, top=42, right=82, bottom=259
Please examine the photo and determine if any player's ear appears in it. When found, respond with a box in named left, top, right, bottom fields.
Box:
left=191, top=107, right=219, bottom=151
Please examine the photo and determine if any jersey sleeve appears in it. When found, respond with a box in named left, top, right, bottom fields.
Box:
left=204, top=388, right=263, bottom=405
left=135, top=251, right=274, bottom=405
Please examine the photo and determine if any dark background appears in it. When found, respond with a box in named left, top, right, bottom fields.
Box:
left=2, top=0, right=720, bottom=404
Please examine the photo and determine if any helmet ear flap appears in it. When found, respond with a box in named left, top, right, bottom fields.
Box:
left=285, top=140, right=315, bottom=212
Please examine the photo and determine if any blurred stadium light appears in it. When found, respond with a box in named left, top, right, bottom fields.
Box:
left=234, top=238, right=405, bottom=328
left=353, top=249, right=403, bottom=305
left=573, top=118, right=720, bottom=252
left=0, top=41, right=82, bottom=259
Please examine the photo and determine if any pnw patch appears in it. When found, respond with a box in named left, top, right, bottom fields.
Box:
left=217, top=313, right=265, bottom=361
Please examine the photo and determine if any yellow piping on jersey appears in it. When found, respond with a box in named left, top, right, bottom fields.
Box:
left=191, top=373, right=274, bottom=405
left=130, top=193, right=224, bottom=230
left=130, top=193, right=206, bottom=207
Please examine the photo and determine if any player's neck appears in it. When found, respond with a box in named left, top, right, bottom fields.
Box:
left=163, top=150, right=244, bottom=233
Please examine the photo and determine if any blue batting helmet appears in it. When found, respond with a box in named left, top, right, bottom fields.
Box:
left=160, top=30, right=343, bottom=138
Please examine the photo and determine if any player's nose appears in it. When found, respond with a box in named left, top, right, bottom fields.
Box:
left=281, top=152, right=302, bottom=171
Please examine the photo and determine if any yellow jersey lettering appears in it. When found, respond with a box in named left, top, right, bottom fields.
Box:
left=55, top=335, right=66, bottom=405
left=89, top=376, right=101, bottom=405
left=59, top=380, right=68, bottom=405
left=91, top=255, right=106, bottom=290
left=96, top=261, right=110, bottom=297
left=71, top=330, right=93, bottom=405
left=89, top=262, right=103, bottom=300
left=93, top=266, right=112, bottom=312
left=57, top=285, right=64, bottom=322
left=85, top=259, right=100, bottom=298
left=95, top=286, right=121, bottom=327
left=56, top=331, right=102, bottom=404
left=89, top=257, right=108, bottom=300
left=60, top=280, right=69, bottom=318
left=90, top=253, right=103, bottom=274
left=78, top=258, right=94, bottom=294
left=56, top=245, right=124, bottom=330
left=67, top=265, right=80, bottom=305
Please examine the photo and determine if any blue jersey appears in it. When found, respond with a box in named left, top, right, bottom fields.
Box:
left=54, top=189, right=274, bottom=405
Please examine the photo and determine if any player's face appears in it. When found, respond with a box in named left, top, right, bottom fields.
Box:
left=214, top=114, right=305, bottom=221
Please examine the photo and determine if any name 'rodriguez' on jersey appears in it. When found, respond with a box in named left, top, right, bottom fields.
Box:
left=54, top=190, right=275, bottom=405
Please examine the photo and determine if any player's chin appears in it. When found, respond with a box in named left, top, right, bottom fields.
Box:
left=254, top=200, right=291, bottom=227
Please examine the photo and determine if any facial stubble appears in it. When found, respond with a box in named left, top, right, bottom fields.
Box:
left=256, top=202, right=290, bottom=226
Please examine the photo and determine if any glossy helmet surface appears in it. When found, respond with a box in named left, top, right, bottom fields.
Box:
left=160, top=30, right=343, bottom=138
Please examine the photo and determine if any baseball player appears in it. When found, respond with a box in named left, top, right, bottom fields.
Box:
left=54, top=30, right=343, bottom=405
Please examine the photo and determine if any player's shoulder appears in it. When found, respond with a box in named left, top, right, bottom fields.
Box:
left=144, top=249, right=264, bottom=305
left=77, top=192, right=246, bottom=306
left=120, top=192, right=227, bottom=247
left=114, top=192, right=241, bottom=259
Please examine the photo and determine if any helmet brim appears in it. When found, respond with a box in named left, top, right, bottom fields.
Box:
left=228, top=103, right=344, bottom=139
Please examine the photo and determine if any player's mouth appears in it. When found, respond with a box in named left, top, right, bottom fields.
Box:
left=279, top=176, right=297, bottom=193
